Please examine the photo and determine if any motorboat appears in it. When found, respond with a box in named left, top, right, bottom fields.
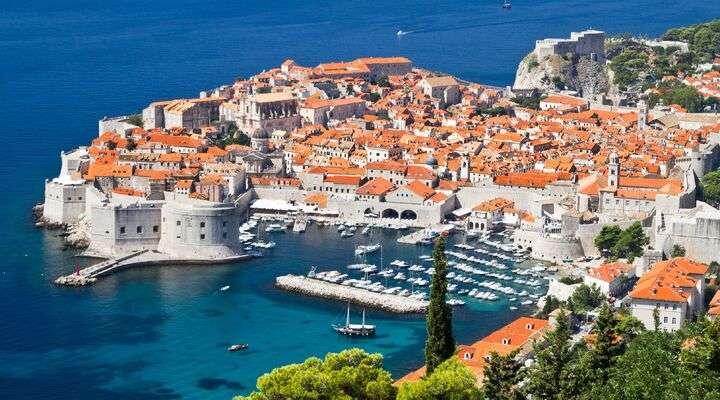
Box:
left=220, top=285, right=230, bottom=291
left=265, top=224, right=285, bottom=232
left=228, top=344, right=248, bottom=352
left=355, top=244, right=381, bottom=256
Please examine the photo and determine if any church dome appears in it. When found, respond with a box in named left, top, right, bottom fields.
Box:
left=251, top=127, right=268, bottom=139
left=424, top=154, right=438, bottom=166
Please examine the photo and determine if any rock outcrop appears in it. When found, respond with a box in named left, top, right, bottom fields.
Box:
left=513, top=52, right=608, bottom=97
left=64, top=213, right=91, bottom=249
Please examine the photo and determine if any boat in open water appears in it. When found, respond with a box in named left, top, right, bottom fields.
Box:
left=333, top=304, right=376, bottom=337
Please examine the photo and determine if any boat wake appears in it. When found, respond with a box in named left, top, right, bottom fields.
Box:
left=403, top=15, right=567, bottom=36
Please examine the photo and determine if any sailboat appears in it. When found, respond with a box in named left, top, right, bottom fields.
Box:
left=333, top=304, right=376, bottom=336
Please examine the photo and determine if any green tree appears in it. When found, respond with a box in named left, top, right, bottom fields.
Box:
left=568, top=284, right=605, bottom=315
left=425, top=235, right=455, bottom=374
left=615, top=312, right=646, bottom=340
left=525, top=309, right=576, bottom=399
left=587, top=305, right=622, bottom=384
left=125, top=138, right=137, bottom=151
left=105, top=141, right=117, bottom=150
left=594, top=225, right=622, bottom=254
left=537, top=295, right=563, bottom=319
left=701, top=171, right=720, bottom=208
left=126, top=113, right=143, bottom=127
left=482, top=350, right=524, bottom=400
left=611, top=222, right=648, bottom=261
left=670, top=244, right=686, bottom=258
left=219, top=133, right=251, bottom=148
left=397, top=358, right=481, bottom=400
left=376, top=76, right=391, bottom=88
left=592, top=330, right=679, bottom=400
left=235, top=348, right=396, bottom=400
left=367, top=93, right=381, bottom=103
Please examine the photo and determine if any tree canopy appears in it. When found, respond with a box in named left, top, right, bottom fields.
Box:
left=424, top=236, right=455, bottom=374
left=397, top=358, right=481, bottom=400
left=701, top=170, right=720, bottom=208
left=594, top=223, right=648, bottom=261
left=594, top=225, right=623, bottom=254
left=235, top=348, right=396, bottom=400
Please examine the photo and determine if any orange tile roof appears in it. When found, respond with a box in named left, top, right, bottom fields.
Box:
left=112, top=187, right=144, bottom=197
left=356, top=177, right=395, bottom=196
left=324, top=175, right=362, bottom=186
left=630, top=258, right=708, bottom=302
left=473, top=197, right=514, bottom=212
left=588, top=262, right=631, bottom=283
left=405, top=180, right=435, bottom=199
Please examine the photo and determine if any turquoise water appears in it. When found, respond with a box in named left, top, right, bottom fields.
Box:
left=2, top=0, right=719, bottom=398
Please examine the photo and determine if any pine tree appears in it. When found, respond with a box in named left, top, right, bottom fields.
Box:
left=525, top=309, right=575, bottom=399
left=424, top=235, right=455, bottom=375
left=482, top=350, right=524, bottom=400
left=588, top=304, right=621, bottom=383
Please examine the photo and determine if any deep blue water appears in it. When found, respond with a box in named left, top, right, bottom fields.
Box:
left=2, top=1, right=719, bottom=398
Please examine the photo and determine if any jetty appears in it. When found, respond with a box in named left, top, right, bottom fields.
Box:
left=275, top=275, right=428, bottom=313
left=397, top=223, right=454, bottom=244
left=55, top=250, right=251, bottom=287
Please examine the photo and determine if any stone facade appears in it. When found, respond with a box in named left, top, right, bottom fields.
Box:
left=157, top=196, right=243, bottom=259
left=534, top=30, right=605, bottom=62
left=224, top=92, right=300, bottom=136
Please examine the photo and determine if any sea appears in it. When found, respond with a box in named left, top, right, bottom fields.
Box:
left=1, top=0, right=719, bottom=398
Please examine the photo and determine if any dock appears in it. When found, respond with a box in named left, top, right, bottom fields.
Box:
left=55, top=250, right=251, bottom=287
left=397, top=224, right=454, bottom=244
left=275, top=275, right=428, bottom=313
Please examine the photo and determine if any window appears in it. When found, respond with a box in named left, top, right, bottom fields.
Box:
left=136, top=226, right=142, bottom=234
left=67, top=197, right=72, bottom=201
left=663, top=317, right=668, bottom=323
left=222, top=232, right=227, bottom=239
left=153, top=225, right=159, bottom=233
left=200, top=234, right=205, bottom=240
left=120, top=226, right=126, bottom=234
left=222, top=221, right=227, bottom=227
left=78, top=197, right=83, bottom=200
left=673, top=304, right=677, bottom=310
left=672, top=318, right=677, bottom=324
left=176, top=220, right=181, bottom=226
left=200, top=222, right=206, bottom=228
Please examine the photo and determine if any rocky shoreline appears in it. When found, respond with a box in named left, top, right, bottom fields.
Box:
left=32, top=203, right=90, bottom=249
left=275, top=274, right=428, bottom=314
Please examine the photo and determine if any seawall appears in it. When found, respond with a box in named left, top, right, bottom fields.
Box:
left=275, top=275, right=428, bottom=313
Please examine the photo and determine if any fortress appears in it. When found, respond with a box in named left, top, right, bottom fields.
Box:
left=533, top=30, right=605, bottom=61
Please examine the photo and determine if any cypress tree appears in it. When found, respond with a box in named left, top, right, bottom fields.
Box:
left=424, top=235, right=455, bottom=374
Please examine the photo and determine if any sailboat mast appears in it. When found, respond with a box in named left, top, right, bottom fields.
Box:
left=362, top=308, right=366, bottom=327
left=346, top=303, right=350, bottom=326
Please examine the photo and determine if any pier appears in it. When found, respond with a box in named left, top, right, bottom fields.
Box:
left=275, top=275, right=428, bottom=313
left=397, top=223, right=454, bottom=245
left=55, top=250, right=251, bottom=287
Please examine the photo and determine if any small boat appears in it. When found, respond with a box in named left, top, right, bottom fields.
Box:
left=333, top=304, right=376, bottom=336
left=228, top=344, right=248, bottom=352
left=220, top=285, right=230, bottom=291
left=361, top=226, right=370, bottom=235
left=355, top=244, right=381, bottom=255
left=396, top=30, right=408, bottom=36
left=502, top=0, right=512, bottom=9
left=340, top=231, right=354, bottom=238
left=265, top=224, right=285, bottom=232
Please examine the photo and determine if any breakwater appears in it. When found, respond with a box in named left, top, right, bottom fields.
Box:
left=275, top=275, right=428, bottom=313
left=55, top=250, right=251, bottom=286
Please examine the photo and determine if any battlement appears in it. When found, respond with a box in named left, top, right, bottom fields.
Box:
left=534, top=30, right=605, bottom=62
